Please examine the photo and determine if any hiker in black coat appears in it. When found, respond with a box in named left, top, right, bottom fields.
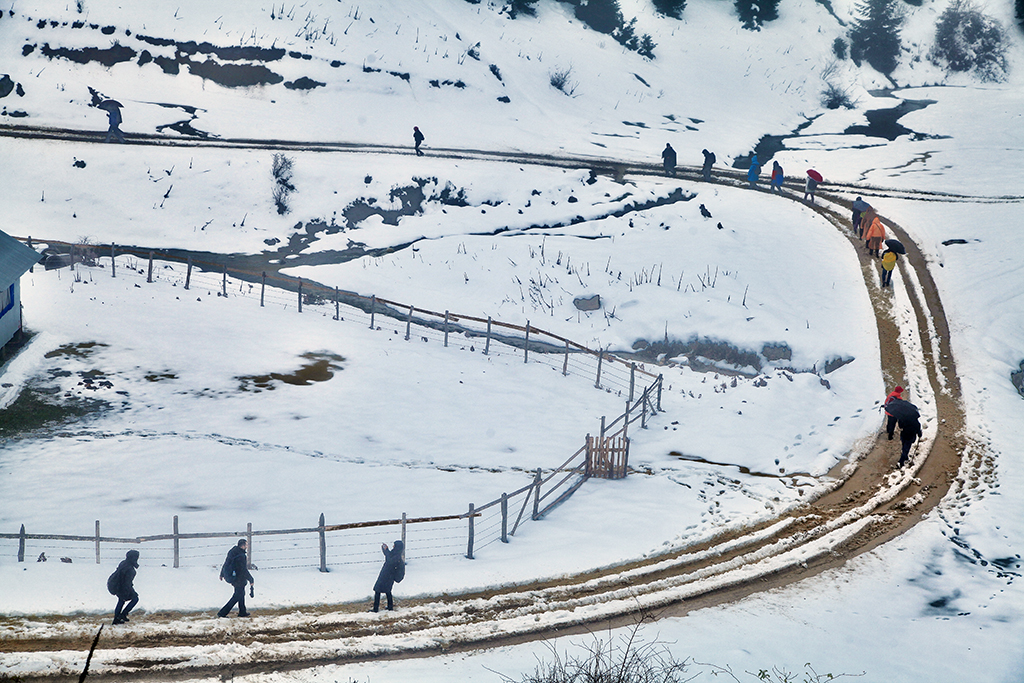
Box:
left=111, top=549, right=140, bottom=624
left=895, top=414, right=922, bottom=468
left=218, top=539, right=255, bottom=617
left=372, top=540, right=405, bottom=612
left=413, top=126, right=425, bottom=156
left=661, top=143, right=677, bottom=177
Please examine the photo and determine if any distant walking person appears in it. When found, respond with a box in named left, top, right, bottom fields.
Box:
left=371, top=540, right=405, bottom=612
left=661, top=143, right=677, bottom=177
left=218, top=539, right=255, bottom=618
left=413, top=126, right=425, bottom=156
left=101, top=100, right=126, bottom=144
left=107, top=549, right=140, bottom=625
left=701, top=149, right=715, bottom=182
left=851, top=197, right=871, bottom=237
left=747, top=154, right=760, bottom=189
left=803, top=171, right=820, bottom=203
left=770, top=161, right=784, bottom=192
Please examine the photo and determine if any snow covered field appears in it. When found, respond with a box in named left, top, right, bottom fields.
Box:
left=2, top=0, right=1023, bottom=680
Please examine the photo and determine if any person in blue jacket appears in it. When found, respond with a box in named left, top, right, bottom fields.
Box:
left=747, top=154, right=760, bottom=189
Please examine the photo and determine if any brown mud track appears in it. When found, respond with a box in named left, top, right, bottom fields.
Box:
left=0, top=125, right=982, bottom=681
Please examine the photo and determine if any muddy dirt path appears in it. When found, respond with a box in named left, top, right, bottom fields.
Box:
left=0, top=126, right=978, bottom=681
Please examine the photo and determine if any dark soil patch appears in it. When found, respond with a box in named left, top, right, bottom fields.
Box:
left=38, top=41, right=136, bottom=67
left=237, top=352, right=344, bottom=391
left=184, top=59, right=283, bottom=88
left=0, top=387, right=103, bottom=437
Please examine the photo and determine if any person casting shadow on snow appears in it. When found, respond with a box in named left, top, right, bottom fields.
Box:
left=218, top=539, right=255, bottom=617
left=371, top=540, right=405, bottom=612
left=661, top=143, right=677, bottom=177
left=747, top=154, right=760, bottom=189
left=107, top=549, right=140, bottom=624
left=413, top=126, right=425, bottom=156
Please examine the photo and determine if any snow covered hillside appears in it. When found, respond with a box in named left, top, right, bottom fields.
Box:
left=1, top=0, right=1023, bottom=681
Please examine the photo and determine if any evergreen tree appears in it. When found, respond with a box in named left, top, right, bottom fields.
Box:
left=849, top=0, right=906, bottom=75
left=1016, top=0, right=1024, bottom=33
left=735, top=0, right=781, bottom=30
left=652, top=0, right=687, bottom=19
left=504, top=0, right=539, bottom=18
left=930, top=0, right=1008, bottom=82
left=573, top=0, right=623, bottom=35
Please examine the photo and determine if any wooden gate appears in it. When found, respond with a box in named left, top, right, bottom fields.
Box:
left=586, top=433, right=629, bottom=479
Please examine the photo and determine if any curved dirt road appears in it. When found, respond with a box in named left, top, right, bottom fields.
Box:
left=0, top=124, right=978, bottom=681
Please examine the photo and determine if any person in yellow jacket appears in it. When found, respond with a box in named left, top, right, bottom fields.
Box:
left=862, top=209, right=886, bottom=258
left=881, top=249, right=898, bottom=287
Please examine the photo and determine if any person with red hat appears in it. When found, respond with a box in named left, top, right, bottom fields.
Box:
left=883, top=386, right=904, bottom=439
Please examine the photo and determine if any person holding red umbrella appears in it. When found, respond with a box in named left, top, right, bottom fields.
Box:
left=804, top=169, right=821, bottom=203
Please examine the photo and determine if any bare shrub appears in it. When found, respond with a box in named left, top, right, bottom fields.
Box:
left=549, top=66, right=578, bottom=96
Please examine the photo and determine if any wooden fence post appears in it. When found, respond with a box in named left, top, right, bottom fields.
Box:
left=173, top=515, right=179, bottom=569
left=629, top=363, right=636, bottom=403
left=524, top=321, right=530, bottom=363
left=600, top=415, right=606, bottom=440
left=657, top=374, right=663, bottom=411
left=70, top=244, right=75, bottom=272
left=484, top=317, right=492, bottom=355
left=147, top=251, right=154, bottom=283
left=185, top=257, right=192, bottom=290
left=405, top=305, right=413, bottom=340
left=563, top=339, right=569, bottom=376
left=532, top=468, right=542, bottom=520
left=595, top=348, right=604, bottom=389
left=585, top=435, right=592, bottom=477
left=624, top=399, right=631, bottom=439
left=466, top=503, right=475, bottom=560
left=221, top=264, right=227, bottom=297
left=28, top=237, right=33, bottom=273
left=401, top=512, right=407, bottom=561
left=297, top=279, right=303, bottom=313
left=334, top=287, right=340, bottom=320
left=95, top=520, right=101, bottom=564
left=369, top=296, right=376, bottom=329
left=642, top=393, right=648, bottom=429
left=110, top=244, right=116, bottom=278
left=444, top=310, right=450, bottom=347
left=319, top=513, right=328, bottom=573
left=246, top=523, right=253, bottom=570
left=260, top=271, right=266, bottom=307
left=18, top=524, right=26, bottom=562
left=501, top=493, right=509, bottom=543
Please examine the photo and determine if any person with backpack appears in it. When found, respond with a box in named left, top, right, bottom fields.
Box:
left=747, top=153, right=760, bottom=189
left=701, top=149, right=715, bottom=182
left=218, top=539, right=254, bottom=618
left=413, top=126, right=425, bottom=156
left=107, top=549, right=140, bottom=624
left=371, top=540, right=405, bottom=612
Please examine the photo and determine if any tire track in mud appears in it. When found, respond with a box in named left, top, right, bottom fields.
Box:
left=0, top=125, right=978, bottom=681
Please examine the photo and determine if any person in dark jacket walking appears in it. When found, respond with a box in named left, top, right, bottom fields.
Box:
left=701, top=149, right=715, bottom=182
left=413, top=126, right=425, bottom=156
left=892, top=413, right=922, bottom=468
left=218, top=539, right=254, bottom=617
left=883, top=385, right=903, bottom=437
left=770, top=161, right=784, bottom=193
left=371, top=540, right=405, bottom=612
left=851, top=197, right=871, bottom=237
left=661, top=143, right=677, bottom=177
left=104, top=105, right=126, bottom=144
left=110, top=549, right=140, bottom=624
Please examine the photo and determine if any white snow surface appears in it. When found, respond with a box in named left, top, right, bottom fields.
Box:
left=1, top=0, right=1023, bottom=681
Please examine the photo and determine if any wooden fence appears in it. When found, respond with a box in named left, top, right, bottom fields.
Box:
left=4, top=238, right=666, bottom=567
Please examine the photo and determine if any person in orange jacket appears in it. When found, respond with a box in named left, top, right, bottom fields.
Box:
left=862, top=209, right=886, bottom=258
